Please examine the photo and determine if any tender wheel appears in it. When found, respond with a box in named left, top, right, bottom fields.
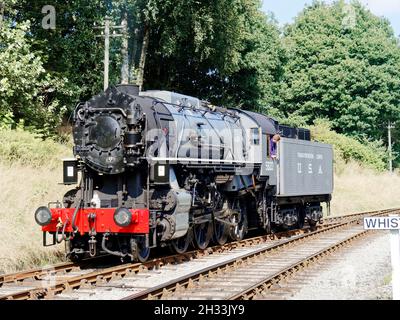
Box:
left=131, top=238, right=150, bottom=263
left=213, top=220, right=228, bottom=245
left=170, top=230, right=192, bottom=254
left=193, top=221, right=213, bottom=250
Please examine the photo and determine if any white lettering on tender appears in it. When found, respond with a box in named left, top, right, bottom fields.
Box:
left=297, top=152, right=314, bottom=159
left=265, top=161, right=274, bottom=171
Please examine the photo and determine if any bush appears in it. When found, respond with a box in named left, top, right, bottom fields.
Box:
left=309, top=119, right=387, bottom=172
left=0, top=129, right=72, bottom=169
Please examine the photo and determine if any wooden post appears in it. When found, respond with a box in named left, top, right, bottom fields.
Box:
left=388, top=121, right=395, bottom=173
left=94, top=17, right=124, bottom=91
left=104, top=18, right=110, bottom=91
left=390, top=214, right=400, bottom=300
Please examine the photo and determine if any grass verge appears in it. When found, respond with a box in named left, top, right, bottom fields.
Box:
left=0, top=129, right=72, bottom=273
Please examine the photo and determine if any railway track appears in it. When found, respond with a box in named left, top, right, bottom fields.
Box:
left=127, top=219, right=376, bottom=300
left=254, top=231, right=383, bottom=300
left=0, top=208, right=396, bottom=300
left=0, top=255, right=118, bottom=299
left=0, top=255, right=111, bottom=286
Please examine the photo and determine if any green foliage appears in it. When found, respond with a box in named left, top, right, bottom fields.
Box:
left=143, top=0, right=284, bottom=109
left=0, top=21, right=71, bottom=136
left=0, top=128, right=71, bottom=168
left=9, top=0, right=283, bottom=116
left=277, top=1, right=400, bottom=144
left=12, top=0, right=109, bottom=107
left=0, top=111, right=14, bottom=129
left=310, top=119, right=387, bottom=171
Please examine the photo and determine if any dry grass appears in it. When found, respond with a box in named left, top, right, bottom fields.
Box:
left=0, top=163, right=71, bottom=274
left=0, top=129, right=73, bottom=273
left=330, top=162, right=400, bottom=215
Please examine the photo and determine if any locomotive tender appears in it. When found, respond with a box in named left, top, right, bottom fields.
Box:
left=35, top=85, right=333, bottom=262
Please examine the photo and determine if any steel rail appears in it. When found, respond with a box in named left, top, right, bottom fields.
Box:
left=0, top=256, right=108, bottom=286
left=228, top=230, right=369, bottom=300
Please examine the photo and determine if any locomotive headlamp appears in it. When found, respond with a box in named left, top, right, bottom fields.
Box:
left=35, top=207, right=52, bottom=226
left=114, top=208, right=132, bottom=227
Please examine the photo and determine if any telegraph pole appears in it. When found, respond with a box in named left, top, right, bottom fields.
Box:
left=104, top=18, right=110, bottom=91
left=94, top=17, right=124, bottom=91
left=388, top=121, right=395, bottom=173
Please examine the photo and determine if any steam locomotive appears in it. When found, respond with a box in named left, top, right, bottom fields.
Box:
left=35, top=85, right=333, bottom=262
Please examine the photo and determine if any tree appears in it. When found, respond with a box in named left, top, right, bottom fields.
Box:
left=3, top=0, right=284, bottom=131
left=276, top=0, right=400, bottom=143
left=7, top=0, right=284, bottom=118
left=0, top=20, right=69, bottom=134
left=12, top=0, right=110, bottom=109
left=142, top=0, right=284, bottom=109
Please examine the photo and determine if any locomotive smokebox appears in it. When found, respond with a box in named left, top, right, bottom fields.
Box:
left=73, top=86, right=145, bottom=174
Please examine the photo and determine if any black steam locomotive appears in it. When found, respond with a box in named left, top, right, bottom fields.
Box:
left=35, top=85, right=333, bottom=262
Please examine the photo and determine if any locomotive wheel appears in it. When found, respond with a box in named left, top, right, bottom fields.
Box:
left=170, top=230, right=192, bottom=254
left=193, top=221, right=213, bottom=250
left=308, top=219, right=317, bottom=231
left=131, top=238, right=150, bottom=263
left=229, top=200, right=248, bottom=241
left=213, top=220, right=228, bottom=245
left=230, top=205, right=247, bottom=241
left=229, top=215, right=248, bottom=241
left=137, top=246, right=150, bottom=262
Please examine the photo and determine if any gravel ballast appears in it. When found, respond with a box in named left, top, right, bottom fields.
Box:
left=289, top=232, right=393, bottom=300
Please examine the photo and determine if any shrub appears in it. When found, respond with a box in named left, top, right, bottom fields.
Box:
left=309, top=119, right=387, bottom=172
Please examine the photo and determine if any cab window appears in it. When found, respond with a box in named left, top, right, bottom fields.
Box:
left=251, top=128, right=260, bottom=145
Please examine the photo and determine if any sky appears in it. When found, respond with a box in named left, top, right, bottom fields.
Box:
left=261, top=0, right=400, bottom=36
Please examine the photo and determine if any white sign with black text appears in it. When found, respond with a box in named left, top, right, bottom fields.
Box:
left=363, top=215, right=400, bottom=300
